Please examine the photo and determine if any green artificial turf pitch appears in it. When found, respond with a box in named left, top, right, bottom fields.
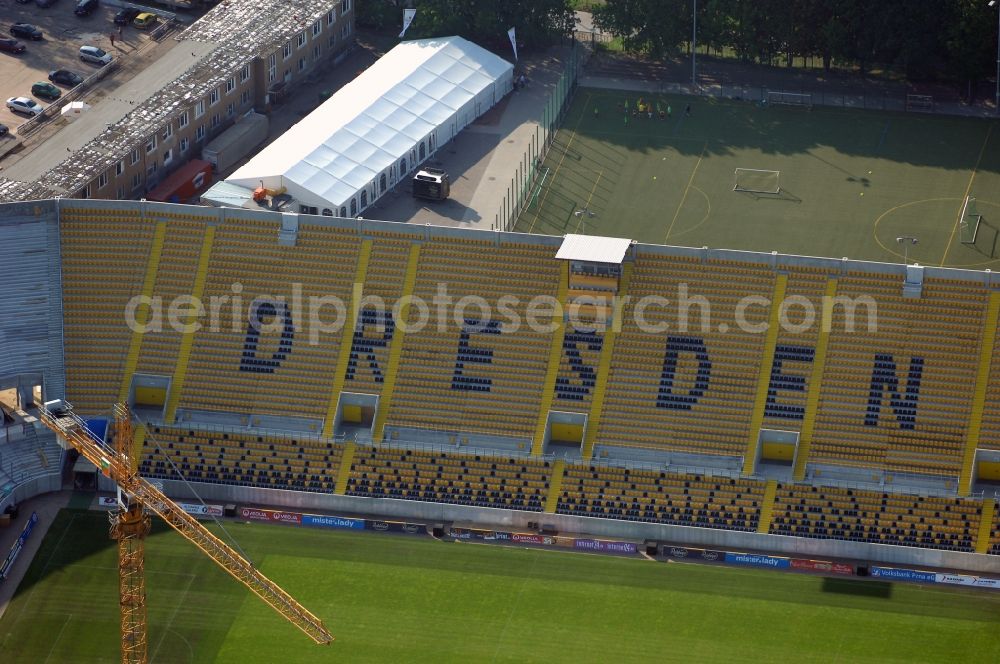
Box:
left=2, top=509, right=1000, bottom=662
left=515, top=89, right=1000, bottom=269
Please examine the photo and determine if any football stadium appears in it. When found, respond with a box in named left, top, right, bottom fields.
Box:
left=2, top=4, right=1000, bottom=664
left=4, top=178, right=1000, bottom=659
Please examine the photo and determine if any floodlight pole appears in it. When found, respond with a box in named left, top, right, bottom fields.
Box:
left=691, top=0, right=697, bottom=89
left=896, top=236, right=918, bottom=265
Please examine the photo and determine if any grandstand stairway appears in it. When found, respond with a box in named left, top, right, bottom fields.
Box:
left=543, top=459, right=566, bottom=513
left=334, top=441, right=357, bottom=495
left=117, top=221, right=168, bottom=403
left=323, top=239, right=373, bottom=438
left=163, top=226, right=216, bottom=422
left=793, top=279, right=838, bottom=480
left=581, top=262, right=632, bottom=460
left=372, top=244, right=420, bottom=442
left=532, top=263, right=569, bottom=455
left=743, top=275, right=787, bottom=474
left=756, top=480, right=778, bottom=534
left=976, top=498, right=995, bottom=554
left=959, top=291, right=1000, bottom=495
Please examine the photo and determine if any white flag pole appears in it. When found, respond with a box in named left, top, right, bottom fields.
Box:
left=399, top=8, right=416, bottom=38
left=507, top=26, right=518, bottom=61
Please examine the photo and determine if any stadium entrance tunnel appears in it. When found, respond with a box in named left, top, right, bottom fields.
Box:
left=334, top=392, right=378, bottom=438
left=128, top=374, right=171, bottom=419
left=751, top=429, right=800, bottom=474
left=542, top=411, right=587, bottom=457
left=973, top=449, right=1000, bottom=488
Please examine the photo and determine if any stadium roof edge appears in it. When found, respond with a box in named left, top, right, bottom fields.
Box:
left=2, top=198, right=999, bottom=285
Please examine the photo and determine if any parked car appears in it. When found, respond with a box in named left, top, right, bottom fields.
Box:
left=133, top=12, right=157, bottom=29
left=48, top=69, right=83, bottom=87
left=114, top=8, right=140, bottom=25
left=6, top=97, right=44, bottom=116
left=31, top=82, right=61, bottom=101
left=10, top=24, right=43, bottom=41
left=0, top=38, right=26, bottom=54
left=79, top=45, right=112, bottom=65
left=74, top=0, right=98, bottom=16
left=0, top=124, right=8, bottom=137
left=36, top=0, right=58, bottom=7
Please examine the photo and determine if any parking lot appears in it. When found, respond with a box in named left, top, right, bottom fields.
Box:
left=0, top=1, right=159, bottom=136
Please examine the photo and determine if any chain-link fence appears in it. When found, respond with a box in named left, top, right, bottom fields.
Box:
left=494, top=41, right=583, bottom=232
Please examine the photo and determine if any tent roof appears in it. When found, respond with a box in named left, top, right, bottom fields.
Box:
left=227, top=36, right=512, bottom=207
left=555, top=234, right=633, bottom=264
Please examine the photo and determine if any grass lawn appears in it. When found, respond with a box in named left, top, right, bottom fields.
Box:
left=2, top=509, right=1000, bottom=662
left=516, top=88, right=1000, bottom=269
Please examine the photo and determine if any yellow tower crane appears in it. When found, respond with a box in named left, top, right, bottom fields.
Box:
left=37, top=401, right=333, bottom=663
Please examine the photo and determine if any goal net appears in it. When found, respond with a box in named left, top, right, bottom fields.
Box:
left=766, top=91, right=812, bottom=108
left=905, top=94, right=934, bottom=112
left=960, top=195, right=982, bottom=245
left=528, top=166, right=550, bottom=210
left=734, top=169, right=781, bottom=195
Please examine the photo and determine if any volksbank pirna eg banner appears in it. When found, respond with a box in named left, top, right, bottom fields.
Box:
left=871, top=566, right=1000, bottom=587
left=870, top=566, right=937, bottom=583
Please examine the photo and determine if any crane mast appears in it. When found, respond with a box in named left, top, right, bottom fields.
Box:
left=37, top=401, right=333, bottom=662
left=109, top=405, right=151, bottom=664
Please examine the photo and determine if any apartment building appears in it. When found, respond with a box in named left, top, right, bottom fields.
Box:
left=0, top=0, right=355, bottom=202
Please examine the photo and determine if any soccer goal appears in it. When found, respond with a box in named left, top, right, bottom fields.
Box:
left=905, top=94, right=934, bottom=112
left=734, top=168, right=781, bottom=195
left=766, top=91, right=813, bottom=109
left=527, top=166, right=550, bottom=210
left=960, top=195, right=982, bottom=244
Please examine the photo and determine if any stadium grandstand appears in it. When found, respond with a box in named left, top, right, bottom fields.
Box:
left=2, top=197, right=1000, bottom=569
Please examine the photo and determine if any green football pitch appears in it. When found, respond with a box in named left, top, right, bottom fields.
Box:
left=515, top=88, right=1000, bottom=269
left=3, top=510, right=1000, bottom=662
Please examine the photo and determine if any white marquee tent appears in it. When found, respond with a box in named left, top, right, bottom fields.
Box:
left=222, top=36, right=513, bottom=216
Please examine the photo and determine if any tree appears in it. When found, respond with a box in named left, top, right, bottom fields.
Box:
left=356, top=0, right=404, bottom=31
left=884, top=0, right=949, bottom=79
left=406, top=0, right=575, bottom=50
left=581, top=0, right=997, bottom=93
left=593, top=0, right=690, bottom=59
left=944, top=0, right=998, bottom=100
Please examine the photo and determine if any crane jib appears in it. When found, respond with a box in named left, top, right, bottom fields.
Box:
left=36, top=401, right=335, bottom=654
